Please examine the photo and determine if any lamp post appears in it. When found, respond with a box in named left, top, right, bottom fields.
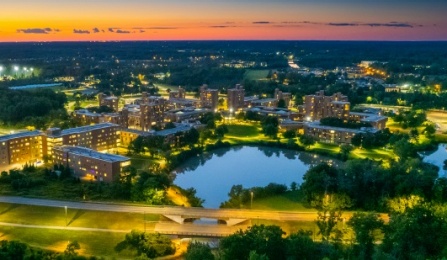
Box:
left=250, top=191, right=254, bottom=209
left=64, top=206, right=68, bottom=226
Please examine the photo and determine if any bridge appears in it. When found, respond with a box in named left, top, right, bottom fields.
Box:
left=0, top=196, right=388, bottom=237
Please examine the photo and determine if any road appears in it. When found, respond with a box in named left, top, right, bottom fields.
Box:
left=0, top=196, right=322, bottom=222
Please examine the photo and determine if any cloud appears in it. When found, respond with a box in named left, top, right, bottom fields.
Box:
left=325, top=22, right=416, bottom=28
left=92, top=28, right=100, bottom=33
left=253, top=21, right=271, bottom=24
left=364, top=22, right=414, bottom=28
left=209, top=25, right=236, bottom=28
left=16, top=28, right=54, bottom=34
left=328, top=23, right=359, bottom=27
left=115, top=29, right=131, bottom=34
left=73, top=29, right=90, bottom=34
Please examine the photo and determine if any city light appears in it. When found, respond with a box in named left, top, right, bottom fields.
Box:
left=14, top=66, right=19, bottom=71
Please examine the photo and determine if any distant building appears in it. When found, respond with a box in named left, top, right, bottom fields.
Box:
left=0, top=131, right=47, bottom=167
left=98, top=93, right=119, bottom=112
left=73, top=109, right=121, bottom=126
left=169, top=86, right=186, bottom=99
left=200, top=84, right=219, bottom=111
left=165, top=108, right=210, bottom=123
left=52, top=145, right=130, bottom=182
left=227, top=84, right=245, bottom=111
left=274, top=88, right=292, bottom=107
left=140, top=98, right=168, bottom=131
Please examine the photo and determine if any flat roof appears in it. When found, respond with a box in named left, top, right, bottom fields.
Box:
left=0, top=131, right=43, bottom=142
left=306, top=122, right=363, bottom=133
left=120, top=128, right=153, bottom=137
left=54, top=145, right=129, bottom=163
left=155, top=124, right=192, bottom=137
left=49, top=123, right=119, bottom=137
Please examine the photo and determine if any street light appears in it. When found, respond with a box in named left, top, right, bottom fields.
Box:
left=64, top=206, right=68, bottom=226
left=250, top=191, right=254, bottom=209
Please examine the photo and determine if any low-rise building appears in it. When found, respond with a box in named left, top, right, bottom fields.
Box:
left=304, top=122, right=362, bottom=144
left=52, top=145, right=130, bottom=182
left=46, top=123, right=120, bottom=157
left=0, top=131, right=47, bottom=167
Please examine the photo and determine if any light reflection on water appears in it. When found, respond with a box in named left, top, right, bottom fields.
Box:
left=173, top=146, right=336, bottom=208
left=422, top=143, right=447, bottom=178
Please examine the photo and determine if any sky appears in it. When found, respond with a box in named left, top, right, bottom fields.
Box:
left=1, top=0, right=446, bottom=41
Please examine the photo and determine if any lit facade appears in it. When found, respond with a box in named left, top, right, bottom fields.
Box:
left=52, top=145, right=130, bottom=182
left=227, top=84, right=245, bottom=111
left=0, top=131, right=47, bottom=167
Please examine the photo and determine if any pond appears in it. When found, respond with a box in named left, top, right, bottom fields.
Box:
left=173, top=146, right=337, bottom=208
left=422, top=143, right=447, bottom=177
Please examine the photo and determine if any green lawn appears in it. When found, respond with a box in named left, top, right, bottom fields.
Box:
left=226, top=124, right=260, bottom=137
left=307, top=142, right=340, bottom=156
left=252, top=190, right=316, bottom=212
left=350, top=148, right=396, bottom=160
left=243, top=70, right=270, bottom=81
left=0, top=203, right=161, bottom=258
left=0, top=226, right=134, bottom=259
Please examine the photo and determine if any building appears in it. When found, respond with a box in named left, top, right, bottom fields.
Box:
left=165, top=108, right=210, bottom=123
left=120, top=128, right=153, bottom=147
left=200, top=84, right=219, bottom=111
left=98, top=93, right=119, bottom=112
left=0, top=131, right=47, bottom=167
left=274, top=88, right=292, bottom=107
left=169, top=86, right=186, bottom=99
left=140, top=98, right=168, bottom=131
left=301, top=91, right=350, bottom=121
left=348, top=112, right=388, bottom=130
left=52, top=145, right=130, bottom=182
left=304, top=122, right=363, bottom=144
left=73, top=109, right=121, bottom=126
left=46, top=123, right=120, bottom=157
left=227, top=84, right=245, bottom=111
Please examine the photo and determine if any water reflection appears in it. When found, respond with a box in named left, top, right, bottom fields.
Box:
left=422, top=143, right=447, bottom=177
left=174, top=146, right=337, bottom=208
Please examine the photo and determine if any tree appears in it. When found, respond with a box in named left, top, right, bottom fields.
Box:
left=261, top=116, right=279, bottom=139
left=301, top=163, right=339, bottom=205
left=215, top=124, right=229, bottom=139
left=381, top=206, right=447, bottom=259
left=277, top=99, right=286, bottom=108
left=286, top=230, right=316, bottom=260
left=282, top=130, right=296, bottom=139
left=185, top=242, right=214, bottom=260
left=220, top=225, right=286, bottom=260
left=299, top=135, right=316, bottom=148
left=0, top=240, right=27, bottom=259
left=115, top=230, right=175, bottom=258
left=347, top=213, right=384, bottom=260
left=64, top=240, right=81, bottom=257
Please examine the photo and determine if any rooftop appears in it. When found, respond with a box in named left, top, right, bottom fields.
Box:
left=306, top=122, right=363, bottom=134
left=0, top=131, right=43, bottom=142
left=54, top=145, right=129, bottom=163
left=49, top=123, right=119, bottom=137
left=155, top=124, right=192, bottom=137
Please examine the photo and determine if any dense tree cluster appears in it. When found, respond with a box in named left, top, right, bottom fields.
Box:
left=115, top=230, right=175, bottom=259
left=0, top=88, right=67, bottom=128
left=220, top=183, right=288, bottom=209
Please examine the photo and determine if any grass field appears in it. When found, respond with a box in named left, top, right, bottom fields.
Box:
left=0, top=203, right=161, bottom=258
left=244, top=70, right=270, bottom=81
left=252, top=190, right=315, bottom=212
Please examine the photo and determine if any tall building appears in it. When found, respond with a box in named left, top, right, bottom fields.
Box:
left=0, top=131, right=47, bottom=167
left=140, top=98, right=168, bottom=131
left=200, top=84, right=219, bottom=111
left=46, top=123, right=120, bottom=157
left=98, top=93, right=119, bottom=112
left=274, top=88, right=292, bottom=107
left=227, top=84, right=245, bottom=111
left=52, top=145, right=130, bottom=182
left=302, top=91, right=350, bottom=121
left=169, top=86, right=186, bottom=99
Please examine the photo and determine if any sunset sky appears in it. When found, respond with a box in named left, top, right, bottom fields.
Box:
left=1, top=0, right=446, bottom=41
